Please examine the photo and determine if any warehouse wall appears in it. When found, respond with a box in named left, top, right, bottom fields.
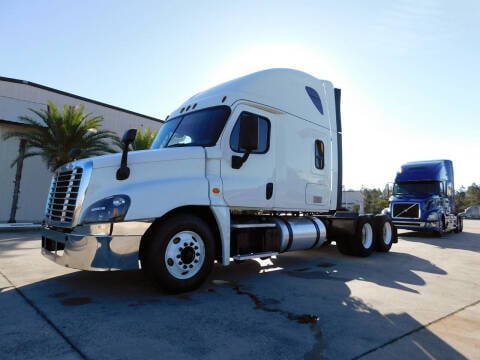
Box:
left=0, top=77, right=162, bottom=223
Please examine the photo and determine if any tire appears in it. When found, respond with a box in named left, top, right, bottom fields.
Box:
left=433, top=215, right=445, bottom=237
left=142, top=215, right=215, bottom=293
left=374, top=216, right=396, bottom=252
left=336, top=238, right=353, bottom=255
left=454, top=216, right=463, bottom=233
left=350, top=218, right=375, bottom=257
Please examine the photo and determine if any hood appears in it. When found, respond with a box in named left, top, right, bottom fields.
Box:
left=74, top=147, right=206, bottom=170
left=71, top=146, right=210, bottom=222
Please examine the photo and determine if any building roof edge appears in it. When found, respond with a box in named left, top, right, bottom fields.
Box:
left=0, top=76, right=163, bottom=123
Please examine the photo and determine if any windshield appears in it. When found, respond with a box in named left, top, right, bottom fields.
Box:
left=393, top=181, right=441, bottom=196
left=151, top=106, right=230, bottom=149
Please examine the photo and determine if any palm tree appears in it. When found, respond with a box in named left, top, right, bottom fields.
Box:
left=3, top=101, right=120, bottom=222
left=134, top=127, right=158, bottom=150
left=114, top=127, right=159, bottom=151
left=3, top=100, right=120, bottom=171
left=7, top=139, right=27, bottom=223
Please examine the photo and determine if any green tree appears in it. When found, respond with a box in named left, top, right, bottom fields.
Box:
left=455, top=187, right=466, bottom=211
left=134, top=127, right=158, bottom=150
left=3, top=101, right=120, bottom=171
left=115, top=127, right=158, bottom=151
left=455, top=183, right=480, bottom=212
left=362, top=188, right=388, bottom=214
left=465, top=183, right=480, bottom=206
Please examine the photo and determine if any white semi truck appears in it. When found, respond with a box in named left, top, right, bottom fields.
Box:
left=41, top=69, right=397, bottom=292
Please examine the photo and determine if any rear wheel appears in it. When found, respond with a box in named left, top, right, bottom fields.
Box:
left=336, top=238, right=353, bottom=255
left=350, top=218, right=375, bottom=257
left=375, top=216, right=396, bottom=252
left=142, top=215, right=215, bottom=293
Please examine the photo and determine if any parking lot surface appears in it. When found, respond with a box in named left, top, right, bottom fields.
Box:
left=1, top=221, right=479, bottom=360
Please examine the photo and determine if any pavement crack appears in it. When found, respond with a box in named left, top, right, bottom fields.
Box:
left=221, top=281, right=326, bottom=359
left=224, top=280, right=320, bottom=325
left=0, top=269, right=89, bottom=360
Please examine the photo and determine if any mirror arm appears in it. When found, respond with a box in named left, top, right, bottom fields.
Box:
left=231, top=151, right=252, bottom=169
left=116, top=129, right=137, bottom=180
left=116, top=142, right=130, bottom=180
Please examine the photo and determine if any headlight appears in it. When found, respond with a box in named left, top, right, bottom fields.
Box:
left=426, top=199, right=439, bottom=210
left=381, top=208, right=390, bottom=216
left=427, top=212, right=438, bottom=221
left=82, top=195, right=131, bottom=224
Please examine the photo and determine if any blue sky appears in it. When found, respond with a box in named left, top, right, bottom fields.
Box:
left=2, top=0, right=479, bottom=190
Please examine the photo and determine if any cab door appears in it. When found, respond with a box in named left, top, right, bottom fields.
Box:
left=220, top=105, right=275, bottom=209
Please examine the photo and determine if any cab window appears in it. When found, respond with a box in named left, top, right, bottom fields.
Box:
left=230, top=112, right=270, bottom=154
left=151, top=106, right=230, bottom=149
left=315, top=140, right=325, bottom=169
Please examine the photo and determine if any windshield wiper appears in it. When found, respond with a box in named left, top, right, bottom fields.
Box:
left=166, top=143, right=189, bottom=148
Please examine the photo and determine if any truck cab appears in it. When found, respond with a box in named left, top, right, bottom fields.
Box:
left=388, top=160, right=463, bottom=235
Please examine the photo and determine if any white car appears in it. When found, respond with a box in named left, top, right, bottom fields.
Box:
left=461, top=205, right=480, bottom=219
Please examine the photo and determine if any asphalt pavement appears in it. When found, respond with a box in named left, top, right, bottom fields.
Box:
left=0, top=221, right=479, bottom=359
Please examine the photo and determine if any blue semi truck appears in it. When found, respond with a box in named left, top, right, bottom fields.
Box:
left=387, top=159, right=463, bottom=235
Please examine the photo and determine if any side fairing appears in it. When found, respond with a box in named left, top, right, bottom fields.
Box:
left=273, top=112, right=333, bottom=212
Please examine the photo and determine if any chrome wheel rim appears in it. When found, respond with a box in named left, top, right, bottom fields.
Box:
left=382, top=222, right=393, bottom=245
left=362, top=223, right=373, bottom=249
left=165, top=230, right=205, bottom=279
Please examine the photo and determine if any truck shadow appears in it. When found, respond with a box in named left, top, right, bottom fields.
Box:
left=398, top=228, right=480, bottom=253
left=0, top=242, right=468, bottom=360
left=209, top=247, right=466, bottom=359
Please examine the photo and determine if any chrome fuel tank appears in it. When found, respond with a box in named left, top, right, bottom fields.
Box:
left=272, top=216, right=327, bottom=252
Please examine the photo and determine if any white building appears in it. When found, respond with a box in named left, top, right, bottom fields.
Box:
left=342, top=190, right=364, bottom=214
left=0, top=76, right=163, bottom=223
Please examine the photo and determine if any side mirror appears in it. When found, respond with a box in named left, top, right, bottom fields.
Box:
left=117, top=129, right=137, bottom=180
left=69, top=148, right=81, bottom=161
left=238, top=114, right=258, bottom=151
left=122, top=128, right=138, bottom=148
left=232, top=114, right=258, bottom=169
left=381, top=183, right=393, bottom=200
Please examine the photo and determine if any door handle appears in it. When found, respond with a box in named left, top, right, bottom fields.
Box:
left=266, top=183, right=273, bottom=200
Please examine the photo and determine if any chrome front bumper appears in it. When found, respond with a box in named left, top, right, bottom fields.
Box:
left=392, top=220, right=437, bottom=231
left=41, top=221, right=152, bottom=270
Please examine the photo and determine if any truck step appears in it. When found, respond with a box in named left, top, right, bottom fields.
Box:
left=233, top=251, right=278, bottom=261
left=231, top=223, right=277, bottom=229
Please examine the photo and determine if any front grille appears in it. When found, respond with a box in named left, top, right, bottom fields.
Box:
left=392, top=203, right=420, bottom=218
left=45, top=167, right=83, bottom=225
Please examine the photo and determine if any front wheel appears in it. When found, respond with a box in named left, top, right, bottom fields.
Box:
left=454, top=215, right=463, bottom=233
left=142, top=215, right=215, bottom=293
left=433, top=215, right=445, bottom=237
